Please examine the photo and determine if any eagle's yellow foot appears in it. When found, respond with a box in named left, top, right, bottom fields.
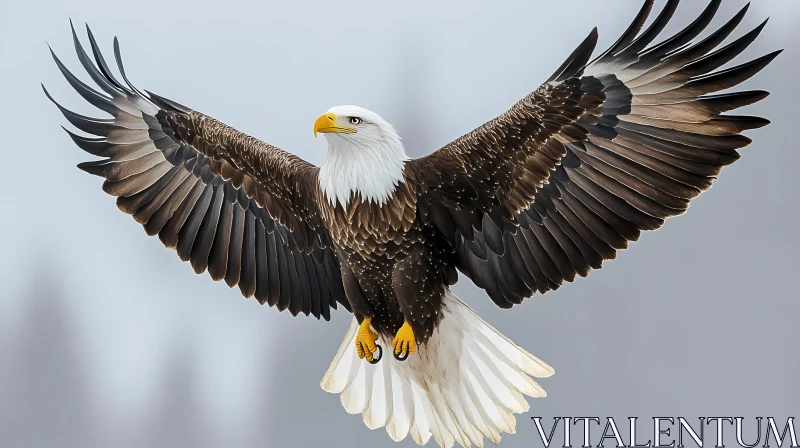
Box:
left=356, top=317, right=381, bottom=364
left=391, top=321, right=417, bottom=361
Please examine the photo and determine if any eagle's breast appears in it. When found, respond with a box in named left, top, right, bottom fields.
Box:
left=318, top=175, right=419, bottom=259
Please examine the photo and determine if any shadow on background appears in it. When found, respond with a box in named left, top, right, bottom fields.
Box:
left=0, top=268, right=99, bottom=447
left=0, top=267, right=222, bottom=448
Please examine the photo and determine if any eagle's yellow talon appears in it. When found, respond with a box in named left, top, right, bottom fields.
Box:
left=355, top=316, right=379, bottom=361
left=392, top=321, right=416, bottom=357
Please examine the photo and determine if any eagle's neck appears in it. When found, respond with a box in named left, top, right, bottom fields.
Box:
left=319, top=134, right=409, bottom=208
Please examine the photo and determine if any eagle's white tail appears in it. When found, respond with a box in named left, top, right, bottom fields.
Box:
left=320, top=291, right=554, bottom=448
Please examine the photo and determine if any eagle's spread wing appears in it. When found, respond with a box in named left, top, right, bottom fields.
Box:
left=411, top=0, right=779, bottom=308
left=47, top=24, right=348, bottom=319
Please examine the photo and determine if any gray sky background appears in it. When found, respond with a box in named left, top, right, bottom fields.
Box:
left=0, top=1, right=798, bottom=447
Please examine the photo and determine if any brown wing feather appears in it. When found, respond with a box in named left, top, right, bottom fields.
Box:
left=411, top=65, right=599, bottom=232
left=158, top=109, right=326, bottom=250
left=410, top=0, right=778, bottom=308
left=47, top=24, right=348, bottom=319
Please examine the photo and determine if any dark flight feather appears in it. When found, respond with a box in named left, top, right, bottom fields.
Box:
left=412, top=0, right=778, bottom=307
left=48, top=25, right=347, bottom=320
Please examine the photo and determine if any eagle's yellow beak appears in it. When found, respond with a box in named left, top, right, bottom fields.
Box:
left=314, top=112, right=356, bottom=137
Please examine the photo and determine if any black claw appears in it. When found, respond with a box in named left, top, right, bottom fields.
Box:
left=393, top=348, right=409, bottom=362
left=368, top=344, right=382, bottom=364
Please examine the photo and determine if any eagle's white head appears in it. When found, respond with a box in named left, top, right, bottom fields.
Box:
left=314, top=105, right=409, bottom=208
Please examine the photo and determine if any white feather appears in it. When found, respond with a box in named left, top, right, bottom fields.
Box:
left=410, top=379, right=433, bottom=445
left=320, top=291, right=555, bottom=448
left=318, top=105, right=409, bottom=208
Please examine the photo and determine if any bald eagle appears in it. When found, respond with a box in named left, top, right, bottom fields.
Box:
left=47, top=0, right=778, bottom=446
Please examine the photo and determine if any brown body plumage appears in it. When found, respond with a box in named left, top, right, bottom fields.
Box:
left=319, top=179, right=456, bottom=341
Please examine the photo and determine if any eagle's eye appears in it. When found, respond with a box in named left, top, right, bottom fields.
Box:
left=348, top=117, right=363, bottom=126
